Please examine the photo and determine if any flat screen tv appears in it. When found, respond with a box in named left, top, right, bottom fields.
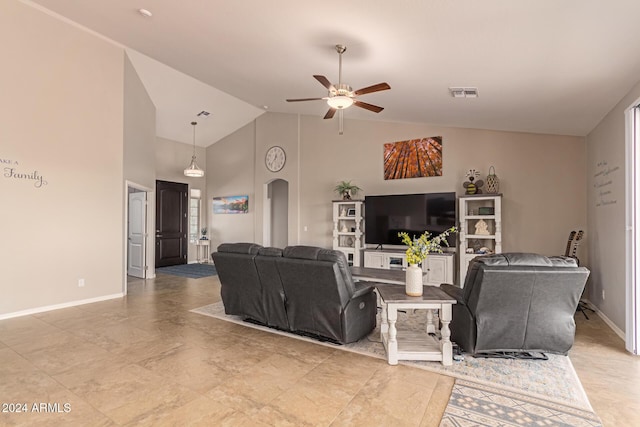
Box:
left=365, top=192, right=457, bottom=247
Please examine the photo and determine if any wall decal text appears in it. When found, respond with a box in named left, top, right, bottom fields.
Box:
left=1, top=157, right=48, bottom=188
left=594, top=160, right=619, bottom=208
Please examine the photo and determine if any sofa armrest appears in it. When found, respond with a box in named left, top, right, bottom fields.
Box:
left=440, top=283, right=465, bottom=304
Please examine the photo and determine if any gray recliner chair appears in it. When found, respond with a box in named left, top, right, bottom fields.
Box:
left=440, top=253, right=590, bottom=357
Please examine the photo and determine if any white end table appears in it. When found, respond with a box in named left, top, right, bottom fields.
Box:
left=196, top=240, right=210, bottom=263
left=376, top=284, right=456, bottom=366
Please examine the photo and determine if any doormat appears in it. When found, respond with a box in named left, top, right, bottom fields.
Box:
left=156, top=263, right=217, bottom=279
left=191, top=301, right=593, bottom=411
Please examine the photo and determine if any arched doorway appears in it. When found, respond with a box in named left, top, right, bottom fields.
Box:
left=264, top=179, right=289, bottom=248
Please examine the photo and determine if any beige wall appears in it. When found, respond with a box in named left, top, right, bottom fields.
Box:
left=208, top=112, right=588, bottom=273
left=299, top=116, right=587, bottom=259
left=254, top=113, right=301, bottom=247
left=0, top=1, right=124, bottom=316
left=586, top=79, right=640, bottom=331
left=124, top=54, right=156, bottom=190
left=155, top=136, right=207, bottom=263
left=206, top=122, right=256, bottom=248
left=123, top=53, right=157, bottom=276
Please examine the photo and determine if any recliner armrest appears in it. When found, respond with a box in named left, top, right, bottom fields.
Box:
left=440, top=283, right=465, bottom=304
left=352, top=282, right=375, bottom=299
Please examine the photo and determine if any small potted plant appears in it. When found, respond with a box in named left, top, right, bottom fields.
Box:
left=334, top=180, right=362, bottom=200
left=200, top=227, right=208, bottom=240
left=398, top=227, right=457, bottom=296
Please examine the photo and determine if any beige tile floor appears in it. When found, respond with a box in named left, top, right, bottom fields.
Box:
left=0, top=272, right=636, bottom=426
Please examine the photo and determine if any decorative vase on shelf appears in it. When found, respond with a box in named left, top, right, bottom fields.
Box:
left=405, top=264, right=423, bottom=296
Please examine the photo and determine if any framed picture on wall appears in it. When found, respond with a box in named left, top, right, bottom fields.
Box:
left=383, top=136, right=443, bottom=180
left=213, top=195, right=249, bottom=214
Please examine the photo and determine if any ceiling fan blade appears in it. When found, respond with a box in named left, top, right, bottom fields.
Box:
left=353, top=100, right=384, bottom=113
left=324, top=108, right=337, bottom=119
left=286, top=97, right=324, bottom=102
left=314, top=75, right=335, bottom=90
left=353, top=82, right=391, bottom=96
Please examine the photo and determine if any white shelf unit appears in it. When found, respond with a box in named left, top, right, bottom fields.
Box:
left=332, top=200, right=365, bottom=266
left=458, top=194, right=502, bottom=285
left=363, top=249, right=455, bottom=286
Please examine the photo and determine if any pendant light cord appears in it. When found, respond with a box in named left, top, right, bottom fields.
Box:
left=191, top=121, right=197, bottom=158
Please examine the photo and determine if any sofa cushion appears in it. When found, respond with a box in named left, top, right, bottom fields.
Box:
left=474, top=252, right=577, bottom=268
left=476, top=253, right=546, bottom=266
left=283, top=245, right=322, bottom=260
left=258, top=247, right=283, bottom=257
left=547, top=256, right=579, bottom=267
left=217, top=242, right=262, bottom=255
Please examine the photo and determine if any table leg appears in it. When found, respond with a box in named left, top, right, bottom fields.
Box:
left=440, top=304, right=453, bottom=366
left=387, top=304, right=398, bottom=365
left=380, top=298, right=388, bottom=336
left=426, top=309, right=436, bottom=334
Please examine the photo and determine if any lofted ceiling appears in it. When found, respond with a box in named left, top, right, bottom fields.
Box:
left=25, top=0, right=640, bottom=146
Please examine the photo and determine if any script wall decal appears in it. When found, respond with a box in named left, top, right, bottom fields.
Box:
left=593, top=160, right=619, bottom=208
left=1, top=157, right=48, bottom=188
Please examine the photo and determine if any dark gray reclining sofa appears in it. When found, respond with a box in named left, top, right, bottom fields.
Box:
left=212, top=243, right=377, bottom=344
left=440, top=253, right=590, bottom=356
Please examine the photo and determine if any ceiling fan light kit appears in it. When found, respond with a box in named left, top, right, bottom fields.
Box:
left=184, top=121, right=205, bottom=178
left=327, top=95, right=354, bottom=109
left=286, top=44, right=391, bottom=133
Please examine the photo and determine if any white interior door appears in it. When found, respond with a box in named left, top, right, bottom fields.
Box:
left=128, top=191, right=147, bottom=278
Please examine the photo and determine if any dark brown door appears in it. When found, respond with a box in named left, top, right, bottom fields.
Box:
left=155, top=180, right=188, bottom=267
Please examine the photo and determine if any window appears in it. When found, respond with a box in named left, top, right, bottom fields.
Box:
left=190, top=189, right=201, bottom=243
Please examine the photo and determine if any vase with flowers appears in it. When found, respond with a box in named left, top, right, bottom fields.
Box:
left=398, top=227, right=457, bottom=296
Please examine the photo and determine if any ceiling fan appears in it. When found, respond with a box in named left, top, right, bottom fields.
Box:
left=286, top=44, right=390, bottom=132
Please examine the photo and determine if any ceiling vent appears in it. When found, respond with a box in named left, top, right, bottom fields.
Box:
left=449, top=87, right=479, bottom=98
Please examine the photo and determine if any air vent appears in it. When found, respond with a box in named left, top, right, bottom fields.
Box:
left=197, top=111, right=210, bottom=117
left=449, top=87, right=479, bottom=98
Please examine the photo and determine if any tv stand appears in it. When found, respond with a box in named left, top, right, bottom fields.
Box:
left=363, top=249, right=455, bottom=286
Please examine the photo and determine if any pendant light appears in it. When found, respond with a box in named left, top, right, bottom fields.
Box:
left=184, top=121, right=204, bottom=178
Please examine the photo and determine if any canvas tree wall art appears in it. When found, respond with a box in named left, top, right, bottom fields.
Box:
left=383, top=137, right=443, bottom=180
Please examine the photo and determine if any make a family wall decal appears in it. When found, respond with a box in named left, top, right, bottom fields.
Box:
left=1, top=157, right=48, bottom=188
left=593, top=159, right=620, bottom=208
left=383, top=137, right=443, bottom=180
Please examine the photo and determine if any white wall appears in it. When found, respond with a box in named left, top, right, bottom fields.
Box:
left=586, top=79, right=640, bottom=331
left=0, top=1, right=124, bottom=316
left=155, top=136, right=207, bottom=263
left=208, top=112, right=588, bottom=268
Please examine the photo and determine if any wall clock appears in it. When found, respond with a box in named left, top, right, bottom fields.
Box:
left=265, top=146, right=286, bottom=172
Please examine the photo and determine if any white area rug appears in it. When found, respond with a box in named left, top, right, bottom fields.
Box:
left=440, top=380, right=601, bottom=427
left=191, top=302, right=593, bottom=411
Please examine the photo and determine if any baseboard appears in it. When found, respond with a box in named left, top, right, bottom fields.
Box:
left=582, top=298, right=625, bottom=340
left=0, top=293, right=124, bottom=321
